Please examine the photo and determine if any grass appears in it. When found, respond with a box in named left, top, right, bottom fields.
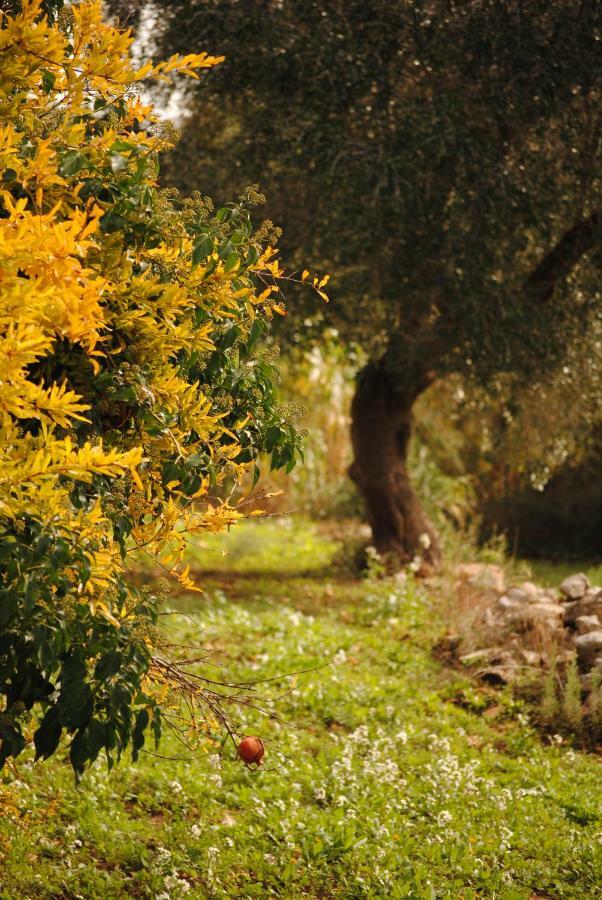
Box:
left=521, top=558, right=602, bottom=588
left=1, top=519, right=602, bottom=898
left=184, top=516, right=342, bottom=576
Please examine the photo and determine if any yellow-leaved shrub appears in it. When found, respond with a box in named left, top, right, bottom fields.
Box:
left=0, top=0, right=307, bottom=774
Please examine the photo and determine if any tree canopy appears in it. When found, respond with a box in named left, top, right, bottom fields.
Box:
left=113, top=0, right=601, bottom=564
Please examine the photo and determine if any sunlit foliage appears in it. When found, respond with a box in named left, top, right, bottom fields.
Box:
left=0, top=0, right=306, bottom=773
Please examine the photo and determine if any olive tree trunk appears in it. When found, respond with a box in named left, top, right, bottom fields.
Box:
left=349, top=362, right=441, bottom=570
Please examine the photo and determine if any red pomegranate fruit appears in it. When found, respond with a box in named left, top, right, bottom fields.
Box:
left=237, top=736, right=265, bottom=767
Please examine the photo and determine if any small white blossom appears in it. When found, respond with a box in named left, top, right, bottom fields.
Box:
left=164, top=873, right=191, bottom=895
left=168, top=780, right=183, bottom=794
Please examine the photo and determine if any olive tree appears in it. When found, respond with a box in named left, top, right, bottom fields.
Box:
left=111, top=0, right=601, bottom=567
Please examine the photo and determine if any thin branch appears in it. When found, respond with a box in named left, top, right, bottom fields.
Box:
left=525, top=211, right=600, bottom=304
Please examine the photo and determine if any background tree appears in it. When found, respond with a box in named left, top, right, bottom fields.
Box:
left=109, top=0, right=602, bottom=567
left=413, top=334, right=602, bottom=559
left=0, top=0, right=305, bottom=774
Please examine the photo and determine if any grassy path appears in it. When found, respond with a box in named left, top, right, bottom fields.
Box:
left=1, top=521, right=601, bottom=898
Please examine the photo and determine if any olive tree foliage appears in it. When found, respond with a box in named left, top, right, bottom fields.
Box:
left=0, top=0, right=306, bottom=774
left=413, top=331, right=602, bottom=557
left=115, top=1, right=600, bottom=566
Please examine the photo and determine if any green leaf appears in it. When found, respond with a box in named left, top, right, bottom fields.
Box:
left=218, top=239, right=234, bottom=259
left=244, top=246, right=259, bottom=267
left=41, top=70, right=56, bottom=94
left=34, top=706, right=62, bottom=761
left=220, top=326, right=240, bottom=351
left=0, top=724, right=25, bottom=768
left=225, top=252, right=239, bottom=272
left=69, top=729, right=88, bottom=777
left=109, top=139, right=136, bottom=153
left=132, top=708, right=149, bottom=760
left=59, top=150, right=87, bottom=177
left=192, top=235, right=214, bottom=267
left=264, top=425, right=281, bottom=453
left=94, top=651, right=122, bottom=681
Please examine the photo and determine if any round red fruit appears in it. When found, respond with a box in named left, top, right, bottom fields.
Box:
left=237, top=736, right=265, bottom=766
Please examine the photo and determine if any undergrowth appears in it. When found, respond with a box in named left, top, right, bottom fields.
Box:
left=1, top=520, right=601, bottom=898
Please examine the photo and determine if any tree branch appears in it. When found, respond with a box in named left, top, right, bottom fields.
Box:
left=526, top=211, right=600, bottom=304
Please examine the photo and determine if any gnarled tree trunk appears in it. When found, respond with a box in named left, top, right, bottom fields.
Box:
left=349, top=362, right=441, bottom=570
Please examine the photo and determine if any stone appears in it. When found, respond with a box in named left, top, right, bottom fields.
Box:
left=575, top=614, right=601, bottom=635
left=560, top=573, right=590, bottom=601
left=476, top=665, right=518, bottom=685
left=455, top=562, right=505, bottom=593
left=503, top=601, right=564, bottom=628
left=498, top=584, right=552, bottom=609
left=506, top=586, right=530, bottom=603
left=498, top=594, right=524, bottom=611
left=564, top=590, right=602, bottom=627
left=460, top=647, right=504, bottom=665
left=516, top=581, right=541, bottom=599
left=574, top=630, right=602, bottom=669
left=521, top=649, right=544, bottom=667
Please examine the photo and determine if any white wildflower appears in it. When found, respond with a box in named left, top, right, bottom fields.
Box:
left=164, top=873, right=191, bottom=894
left=168, top=780, right=183, bottom=794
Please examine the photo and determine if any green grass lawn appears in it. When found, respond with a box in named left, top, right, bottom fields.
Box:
left=1, top=520, right=601, bottom=898
left=522, top=558, right=602, bottom=589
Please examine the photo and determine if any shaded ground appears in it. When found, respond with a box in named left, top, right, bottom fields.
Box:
left=1, top=520, right=601, bottom=898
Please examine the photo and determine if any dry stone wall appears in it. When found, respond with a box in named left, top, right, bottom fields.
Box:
left=454, top=565, right=602, bottom=685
